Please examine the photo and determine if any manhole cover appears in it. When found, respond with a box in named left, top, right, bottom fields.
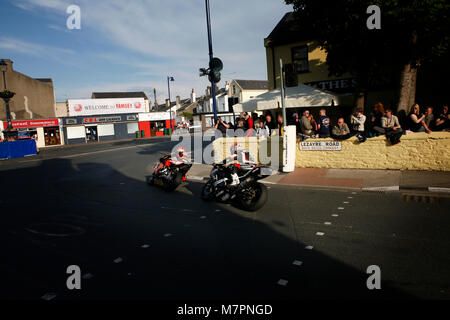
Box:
left=26, top=223, right=85, bottom=237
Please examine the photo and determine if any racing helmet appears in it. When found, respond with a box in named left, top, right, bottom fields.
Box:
left=230, top=143, right=243, bottom=155
left=177, top=146, right=185, bottom=157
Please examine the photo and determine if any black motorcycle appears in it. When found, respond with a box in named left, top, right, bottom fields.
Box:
left=201, top=163, right=272, bottom=211
left=147, top=153, right=192, bottom=192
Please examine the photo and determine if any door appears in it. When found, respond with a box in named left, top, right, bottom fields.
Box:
left=44, top=127, right=61, bottom=146
left=85, top=126, right=98, bottom=143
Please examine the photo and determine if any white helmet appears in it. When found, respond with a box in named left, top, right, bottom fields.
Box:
left=230, top=143, right=243, bottom=155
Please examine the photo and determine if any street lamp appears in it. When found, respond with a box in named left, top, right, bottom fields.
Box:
left=0, top=60, right=14, bottom=131
left=167, top=76, right=175, bottom=133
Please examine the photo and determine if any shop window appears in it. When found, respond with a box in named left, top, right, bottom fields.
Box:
left=291, top=45, right=309, bottom=73
left=127, top=122, right=139, bottom=134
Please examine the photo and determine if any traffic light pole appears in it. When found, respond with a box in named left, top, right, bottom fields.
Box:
left=205, top=0, right=218, bottom=123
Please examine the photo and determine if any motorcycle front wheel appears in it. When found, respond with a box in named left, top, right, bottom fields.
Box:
left=238, top=183, right=268, bottom=212
left=201, top=180, right=214, bottom=201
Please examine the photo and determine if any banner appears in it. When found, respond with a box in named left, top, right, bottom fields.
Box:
left=3, top=119, right=59, bottom=128
left=138, top=112, right=172, bottom=121
left=68, top=98, right=145, bottom=116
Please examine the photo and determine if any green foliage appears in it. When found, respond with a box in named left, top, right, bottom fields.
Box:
left=285, top=0, right=449, bottom=84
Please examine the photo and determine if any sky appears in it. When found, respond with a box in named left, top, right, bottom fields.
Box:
left=0, top=0, right=292, bottom=103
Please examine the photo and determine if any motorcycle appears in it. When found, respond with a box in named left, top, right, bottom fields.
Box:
left=147, top=152, right=192, bottom=192
left=201, top=162, right=272, bottom=211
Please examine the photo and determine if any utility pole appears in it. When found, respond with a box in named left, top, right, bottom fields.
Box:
left=205, top=0, right=218, bottom=123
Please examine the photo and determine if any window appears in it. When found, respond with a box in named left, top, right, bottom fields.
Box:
left=291, top=45, right=309, bottom=73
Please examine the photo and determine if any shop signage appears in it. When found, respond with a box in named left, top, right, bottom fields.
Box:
left=139, top=112, right=171, bottom=121
left=68, top=98, right=145, bottom=116
left=305, top=78, right=357, bottom=93
left=3, top=119, right=59, bottom=128
left=82, top=116, right=122, bottom=124
left=299, top=141, right=342, bottom=151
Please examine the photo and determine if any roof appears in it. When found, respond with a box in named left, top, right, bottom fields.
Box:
left=233, top=80, right=268, bottom=91
left=92, top=92, right=149, bottom=100
left=265, top=12, right=311, bottom=47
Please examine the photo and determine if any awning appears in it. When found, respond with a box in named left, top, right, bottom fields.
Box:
left=232, top=83, right=343, bottom=113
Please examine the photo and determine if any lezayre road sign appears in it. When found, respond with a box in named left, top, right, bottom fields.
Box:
left=299, top=141, right=342, bottom=151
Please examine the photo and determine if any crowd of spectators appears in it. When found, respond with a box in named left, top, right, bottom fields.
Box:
left=213, top=102, right=449, bottom=145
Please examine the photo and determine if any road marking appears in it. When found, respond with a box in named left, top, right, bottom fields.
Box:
left=188, top=176, right=205, bottom=181
left=114, top=257, right=123, bottom=263
left=428, top=187, right=450, bottom=193
left=324, top=222, right=332, bottom=225
left=141, top=244, right=150, bottom=248
left=200, top=216, right=207, bottom=219
left=41, top=293, right=57, bottom=300
left=338, top=207, right=345, bottom=210
left=305, top=246, right=314, bottom=250
left=351, top=192, right=357, bottom=194
left=348, top=196, right=353, bottom=199
left=363, top=186, right=399, bottom=191
left=215, top=209, right=221, bottom=212
left=343, top=201, right=349, bottom=204
left=332, top=214, right=339, bottom=217
left=82, top=273, right=94, bottom=280
left=292, top=260, right=303, bottom=266
left=164, top=233, right=172, bottom=237
left=316, top=232, right=325, bottom=236
left=277, top=279, right=288, bottom=286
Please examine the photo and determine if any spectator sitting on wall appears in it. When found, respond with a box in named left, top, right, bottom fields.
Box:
left=382, top=108, right=403, bottom=145
left=301, top=110, right=313, bottom=136
left=435, top=105, right=449, bottom=131
left=350, top=107, right=366, bottom=135
left=424, top=106, right=435, bottom=130
left=369, top=102, right=385, bottom=137
left=331, top=117, right=351, bottom=140
left=408, top=103, right=432, bottom=133
left=317, top=108, right=331, bottom=138
left=254, top=120, right=269, bottom=138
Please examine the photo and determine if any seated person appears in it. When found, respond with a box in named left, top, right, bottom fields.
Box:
left=424, top=106, right=435, bottom=130
left=382, top=109, right=403, bottom=145
left=435, top=105, right=449, bottom=131
left=408, top=104, right=432, bottom=133
left=331, top=117, right=351, bottom=140
left=350, top=107, right=366, bottom=135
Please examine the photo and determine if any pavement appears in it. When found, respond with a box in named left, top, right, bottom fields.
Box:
left=189, top=164, right=450, bottom=193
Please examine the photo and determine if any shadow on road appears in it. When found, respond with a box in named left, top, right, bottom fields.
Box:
left=0, top=158, right=414, bottom=300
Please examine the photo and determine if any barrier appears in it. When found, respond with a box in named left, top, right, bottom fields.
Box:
left=0, top=139, right=38, bottom=159
left=295, top=132, right=450, bottom=171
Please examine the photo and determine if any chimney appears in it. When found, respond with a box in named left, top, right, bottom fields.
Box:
left=206, top=86, right=211, bottom=96
left=176, top=95, right=181, bottom=105
left=191, top=88, right=196, bottom=103
left=225, top=81, right=230, bottom=91
left=165, top=99, right=170, bottom=107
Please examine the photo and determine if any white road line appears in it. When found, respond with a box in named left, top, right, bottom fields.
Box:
left=343, top=201, right=349, bottom=204
left=82, top=273, right=94, bottom=280
left=200, top=216, right=207, bottom=219
left=347, top=196, right=353, bottom=199
left=141, top=244, right=150, bottom=248
left=164, top=233, right=172, bottom=237
left=324, top=222, right=332, bottom=225
left=114, top=257, right=123, bottom=263
left=316, top=232, right=325, bottom=236
left=41, top=293, right=57, bottom=300
left=305, top=246, right=314, bottom=250
left=277, top=279, right=288, bottom=286
left=428, top=187, right=450, bottom=193
left=292, top=260, right=303, bottom=266
left=332, top=214, right=339, bottom=217
left=363, top=186, right=399, bottom=191
left=188, top=176, right=206, bottom=181
left=338, top=207, right=345, bottom=210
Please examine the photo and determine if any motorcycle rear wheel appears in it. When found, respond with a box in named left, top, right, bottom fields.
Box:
left=201, top=180, right=214, bottom=201
left=238, top=183, right=268, bottom=212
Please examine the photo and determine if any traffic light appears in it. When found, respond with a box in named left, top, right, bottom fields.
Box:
left=199, top=57, right=223, bottom=84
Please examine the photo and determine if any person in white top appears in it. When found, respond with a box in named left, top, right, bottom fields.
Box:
left=350, top=107, right=366, bottom=134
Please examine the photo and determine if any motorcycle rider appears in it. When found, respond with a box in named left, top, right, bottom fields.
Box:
left=171, top=146, right=190, bottom=165
left=225, top=143, right=256, bottom=186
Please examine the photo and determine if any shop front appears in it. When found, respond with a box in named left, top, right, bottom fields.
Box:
left=2, top=118, right=63, bottom=148
left=138, top=112, right=175, bottom=137
left=62, top=113, right=140, bottom=144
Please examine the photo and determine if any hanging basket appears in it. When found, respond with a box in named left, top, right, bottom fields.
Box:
left=0, top=90, right=15, bottom=100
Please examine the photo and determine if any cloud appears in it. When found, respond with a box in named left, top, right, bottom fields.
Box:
left=0, top=36, right=75, bottom=62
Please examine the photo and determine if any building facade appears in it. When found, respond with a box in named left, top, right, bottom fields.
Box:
left=0, top=59, right=56, bottom=120
left=228, top=79, right=269, bottom=104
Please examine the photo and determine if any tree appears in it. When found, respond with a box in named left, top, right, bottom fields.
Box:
left=285, top=0, right=449, bottom=112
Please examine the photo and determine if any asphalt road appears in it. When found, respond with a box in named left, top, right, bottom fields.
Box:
left=0, top=137, right=449, bottom=300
